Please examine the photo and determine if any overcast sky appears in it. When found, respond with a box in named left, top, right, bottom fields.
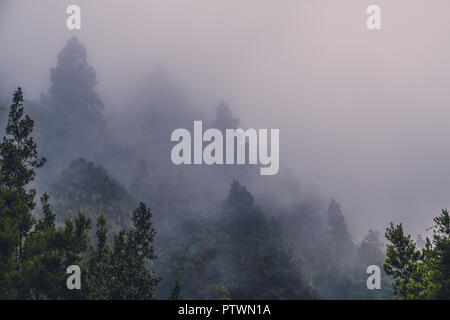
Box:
left=1, top=0, right=450, bottom=239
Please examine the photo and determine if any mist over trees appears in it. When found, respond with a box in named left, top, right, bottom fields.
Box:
left=42, top=37, right=107, bottom=159
left=51, top=158, right=133, bottom=233
left=0, top=37, right=399, bottom=299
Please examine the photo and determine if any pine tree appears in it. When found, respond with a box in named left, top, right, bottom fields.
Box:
left=383, top=223, right=421, bottom=299
left=0, top=88, right=91, bottom=299
left=88, top=203, right=160, bottom=299
left=51, top=157, right=132, bottom=231
left=49, top=37, right=104, bottom=124
left=218, top=181, right=314, bottom=299
left=0, top=87, right=45, bottom=203
left=168, top=279, right=182, bottom=300
left=39, top=37, right=107, bottom=167
left=326, top=199, right=354, bottom=265
left=211, top=101, right=239, bottom=131
left=358, top=229, right=384, bottom=265
left=87, top=214, right=111, bottom=299
left=35, top=193, right=56, bottom=232
left=428, top=209, right=450, bottom=298
left=0, top=87, right=46, bottom=282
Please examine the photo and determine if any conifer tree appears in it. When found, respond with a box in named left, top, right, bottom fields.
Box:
left=383, top=223, right=421, bottom=299
left=168, top=279, right=182, bottom=300
left=0, top=88, right=91, bottom=299
left=88, top=203, right=160, bottom=299
left=428, top=210, right=450, bottom=298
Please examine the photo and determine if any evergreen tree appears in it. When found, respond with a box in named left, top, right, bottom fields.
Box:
left=0, top=88, right=45, bottom=202
left=87, top=214, right=111, bottom=299
left=383, top=223, right=421, bottom=299
left=358, top=229, right=384, bottom=266
left=49, top=37, right=105, bottom=127
left=51, top=157, right=132, bottom=232
left=326, top=199, right=354, bottom=265
left=160, top=181, right=314, bottom=299
left=88, top=203, right=160, bottom=299
left=0, top=88, right=46, bottom=283
left=428, top=210, right=450, bottom=298
left=35, top=193, right=56, bottom=232
left=39, top=37, right=107, bottom=167
left=0, top=88, right=90, bottom=299
left=168, top=279, right=182, bottom=300
left=210, top=101, right=239, bottom=131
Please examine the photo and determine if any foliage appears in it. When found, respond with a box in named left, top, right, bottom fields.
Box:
left=0, top=88, right=89, bottom=299
left=384, top=210, right=450, bottom=299
left=51, top=157, right=133, bottom=232
left=168, top=279, right=182, bottom=300
left=0, top=88, right=159, bottom=300
left=87, top=203, right=160, bottom=299
left=156, top=181, right=315, bottom=300
left=35, top=37, right=107, bottom=177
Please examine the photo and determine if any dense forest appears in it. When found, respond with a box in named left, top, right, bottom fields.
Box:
left=0, top=37, right=448, bottom=299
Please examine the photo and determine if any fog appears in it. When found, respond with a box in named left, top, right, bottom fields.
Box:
left=1, top=0, right=450, bottom=240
